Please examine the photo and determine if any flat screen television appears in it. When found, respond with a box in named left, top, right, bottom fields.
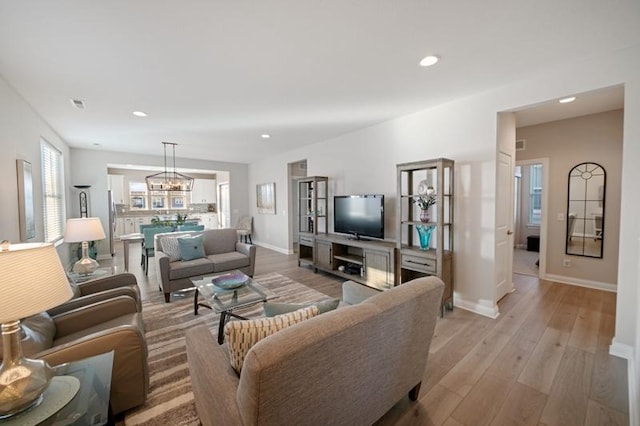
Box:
left=333, top=195, right=384, bottom=240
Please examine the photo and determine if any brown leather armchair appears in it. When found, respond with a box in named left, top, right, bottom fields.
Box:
left=48, top=272, right=142, bottom=316
left=45, top=295, right=148, bottom=415
left=1, top=294, right=149, bottom=415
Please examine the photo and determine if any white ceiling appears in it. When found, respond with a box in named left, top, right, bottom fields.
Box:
left=0, top=1, right=637, bottom=163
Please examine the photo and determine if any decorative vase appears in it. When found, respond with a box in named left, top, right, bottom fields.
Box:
left=416, top=225, right=434, bottom=250
left=419, top=209, right=430, bottom=223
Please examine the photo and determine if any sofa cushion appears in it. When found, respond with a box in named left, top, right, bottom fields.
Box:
left=169, top=258, right=214, bottom=280
left=224, top=305, right=319, bottom=373
left=0, top=312, right=55, bottom=360
left=178, top=235, right=206, bottom=261
left=209, top=252, right=250, bottom=272
left=161, top=234, right=192, bottom=261
left=202, top=229, right=238, bottom=255
left=263, top=298, right=340, bottom=317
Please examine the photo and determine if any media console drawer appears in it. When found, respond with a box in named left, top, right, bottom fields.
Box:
left=401, top=254, right=436, bottom=274
left=299, top=235, right=314, bottom=246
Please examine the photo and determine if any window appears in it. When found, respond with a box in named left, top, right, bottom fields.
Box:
left=41, top=139, right=65, bottom=242
left=528, top=164, right=542, bottom=225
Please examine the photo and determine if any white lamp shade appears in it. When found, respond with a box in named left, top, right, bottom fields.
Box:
left=63, top=217, right=106, bottom=243
left=0, top=243, right=73, bottom=323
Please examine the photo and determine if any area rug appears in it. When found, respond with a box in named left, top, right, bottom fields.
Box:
left=123, top=272, right=332, bottom=425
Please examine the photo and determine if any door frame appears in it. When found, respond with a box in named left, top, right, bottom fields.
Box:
left=515, top=158, right=549, bottom=280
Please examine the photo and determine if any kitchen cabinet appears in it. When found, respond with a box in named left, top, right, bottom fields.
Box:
left=108, top=174, right=126, bottom=204
left=191, top=179, right=217, bottom=204
left=116, top=216, right=151, bottom=237
left=123, top=218, right=136, bottom=235
left=115, top=218, right=125, bottom=238
left=189, top=213, right=218, bottom=229
left=196, top=213, right=218, bottom=229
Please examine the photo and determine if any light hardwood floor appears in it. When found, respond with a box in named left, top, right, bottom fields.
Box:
left=105, top=242, right=628, bottom=425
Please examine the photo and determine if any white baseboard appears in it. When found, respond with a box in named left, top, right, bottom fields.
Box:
left=544, top=273, right=617, bottom=292
left=253, top=241, right=293, bottom=255
left=609, top=339, right=637, bottom=425
left=453, top=296, right=500, bottom=319
left=610, top=339, right=634, bottom=359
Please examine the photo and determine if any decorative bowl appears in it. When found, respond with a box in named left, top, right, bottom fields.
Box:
left=211, top=273, right=249, bottom=289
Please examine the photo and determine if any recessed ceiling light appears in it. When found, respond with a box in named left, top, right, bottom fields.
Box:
left=559, top=96, right=576, bottom=104
left=261, top=134, right=271, bottom=139
left=419, top=55, right=440, bottom=67
left=133, top=111, right=148, bottom=117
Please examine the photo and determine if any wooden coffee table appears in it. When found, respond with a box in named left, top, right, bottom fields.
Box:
left=192, top=271, right=277, bottom=344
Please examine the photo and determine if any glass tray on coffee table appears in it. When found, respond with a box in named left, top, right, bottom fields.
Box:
left=191, top=271, right=277, bottom=344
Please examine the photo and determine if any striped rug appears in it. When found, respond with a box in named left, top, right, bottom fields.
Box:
left=123, top=272, right=332, bottom=425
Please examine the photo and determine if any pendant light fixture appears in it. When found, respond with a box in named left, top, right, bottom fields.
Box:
left=145, top=142, right=194, bottom=192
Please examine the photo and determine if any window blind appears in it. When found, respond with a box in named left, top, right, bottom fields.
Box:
left=41, top=139, right=65, bottom=242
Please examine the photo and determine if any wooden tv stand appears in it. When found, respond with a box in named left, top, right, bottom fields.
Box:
left=305, top=233, right=396, bottom=291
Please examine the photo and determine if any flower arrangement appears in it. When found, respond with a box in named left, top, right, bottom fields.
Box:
left=410, top=186, right=437, bottom=210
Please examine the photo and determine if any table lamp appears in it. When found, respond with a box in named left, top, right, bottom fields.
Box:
left=63, top=217, right=106, bottom=275
left=0, top=242, right=73, bottom=418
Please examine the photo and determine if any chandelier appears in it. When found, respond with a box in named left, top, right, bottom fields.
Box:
left=145, top=142, right=194, bottom=192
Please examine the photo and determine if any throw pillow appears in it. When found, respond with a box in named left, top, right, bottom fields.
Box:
left=160, top=234, right=191, bottom=262
left=0, top=312, right=55, bottom=361
left=178, top=235, right=206, bottom=261
left=263, top=298, right=340, bottom=317
left=225, top=305, right=319, bottom=373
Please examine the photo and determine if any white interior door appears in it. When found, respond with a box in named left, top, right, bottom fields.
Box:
left=496, top=150, right=515, bottom=301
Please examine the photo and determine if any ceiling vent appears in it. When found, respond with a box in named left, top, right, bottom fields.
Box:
left=515, top=139, right=526, bottom=151
left=70, top=99, right=85, bottom=109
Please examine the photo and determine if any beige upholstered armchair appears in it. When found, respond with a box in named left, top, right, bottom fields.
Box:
left=236, top=216, right=253, bottom=244
left=1, top=293, right=149, bottom=415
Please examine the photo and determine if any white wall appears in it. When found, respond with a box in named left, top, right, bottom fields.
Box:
left=249, top=45, right=640, bottom=420
left=0, top=74, right=74, bottom=265
left=69, top=148, right=249, bottom=256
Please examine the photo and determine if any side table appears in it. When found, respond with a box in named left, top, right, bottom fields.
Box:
left=2, top=351, right=114, bottom=425
left=67, top=267, right=115, bottom=284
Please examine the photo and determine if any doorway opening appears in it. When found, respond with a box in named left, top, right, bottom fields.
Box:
left=513, top=160, right=546, bottom=278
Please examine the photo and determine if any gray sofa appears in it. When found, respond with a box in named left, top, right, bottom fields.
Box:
left=155, top=228, right=256, bottom=302
left=185, top=276, right=444, bottom=426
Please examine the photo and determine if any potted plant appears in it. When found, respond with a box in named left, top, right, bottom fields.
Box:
left=410, top=186, right=437, bottom=223
left=175, top=213, right=188, bottom=230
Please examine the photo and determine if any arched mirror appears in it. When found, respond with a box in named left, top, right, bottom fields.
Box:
left=566, top=162, right=605, bottom=258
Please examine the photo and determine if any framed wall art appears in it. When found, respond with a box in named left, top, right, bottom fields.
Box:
left=17, top=159, right=36, bottom=241
left=256, top=182, right=276, bottom=214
